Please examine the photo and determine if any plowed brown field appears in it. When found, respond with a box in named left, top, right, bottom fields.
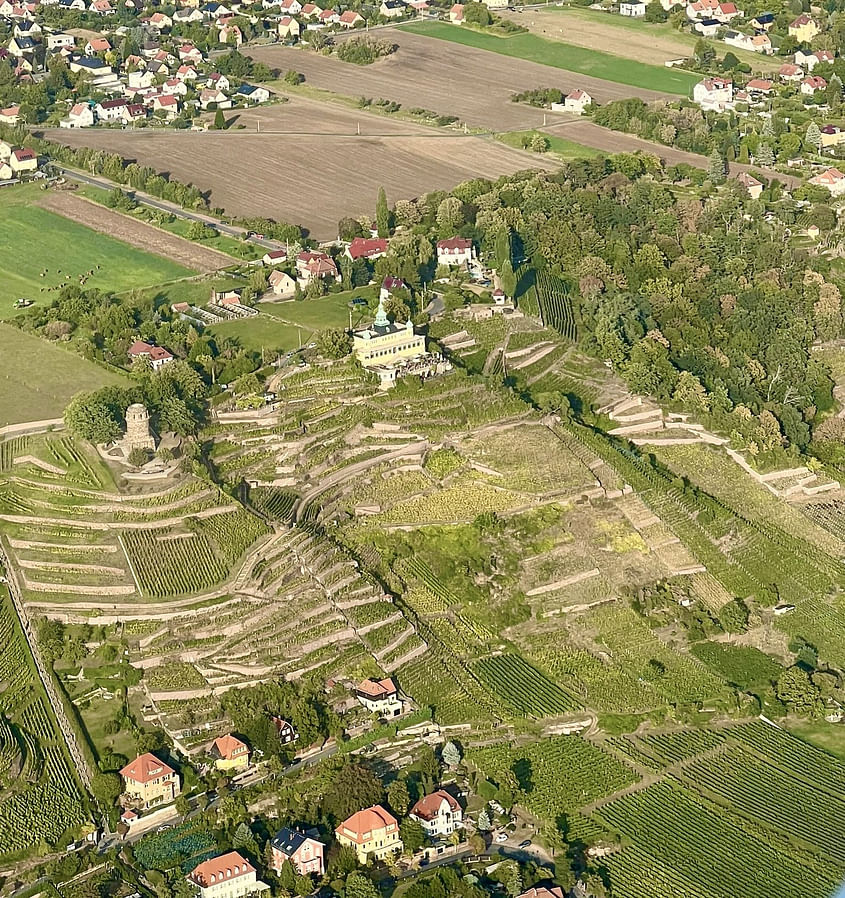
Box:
left=44, top=97, right=558, bottom=239
left=248, top=29, right=674, bottom=131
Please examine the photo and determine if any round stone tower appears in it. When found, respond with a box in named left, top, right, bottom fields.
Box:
left=124, top=403, right=156, bottom=451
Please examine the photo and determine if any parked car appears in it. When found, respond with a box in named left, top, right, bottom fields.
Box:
left=519, top=839, right=531, bottom=849
left=495, top=832, right=508, bottom=843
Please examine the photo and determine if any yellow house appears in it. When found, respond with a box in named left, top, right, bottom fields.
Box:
left=121, top=752, right=180, bottom=809
left=821, top=125, right=845, bottom=149
left=188, top=851, right=269, bottom=898
left=335, top=805, right=403, bottom=864
left=210, top=734, right=250, bottom=771
left=352, top=298, right=425, bottom=370
left=788, top=13, right=819, bottom=41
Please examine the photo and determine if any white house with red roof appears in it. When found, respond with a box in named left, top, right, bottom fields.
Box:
left=745, top=78, right=772, bottom=95
left=207, top=72, right=231, bottom=91
left=128, top=340, right=174, bottom=369
left=85, top=36, right=111, bottom=54
left=0, top=104, right=21, bottom=124
left=346, top=237, right=388, bottom=260
left=409, top=790, right=463, bottom=838
left=95, top=97, right=127, bottom=121
left=270, top=827, right=325, bottom=876
left=449, top=2, right=463, bottom=21
left=355, top=677, right=403, bottom=716
left=121, top=752, right=180, bottom=808
left=149, top=10, right=172, bottom=27
left=123, top=103, right=147, bottom=123
left=736, top=171, right=763, bottom=200
left=778, top=62, right=803, bottom=82
left=187, top=852, right=268, bottom=898
left=200, top=87, right=231, bottom=109
left=796, top=49, right=833, bottom=71
left=176, top=63, right=199, bottom=80
left=9, top=146, right=36, bottom=174
left=301, top=2, right=322, bottom=15
left=178, top=43, right=203, bottom=63
left=437, top=236, right=474, bottom=267
left=262, top=248, right=288, bottom=265
left=562, top=89, right=591, bottom=114
left=150, top=93, right=180, bottom=118
left=279, top=0, right=302, bottom=12
left=809, top=167, right=845, bottom=196
left=269, top=269, right=296, bottom=297
left=693, top=76, right=732, bottom=111
left=278, top=15, right=301, bottom=37
left=801, top=75, right=827, bottom=94
left=61, top=103, right=95, bottom=127
left=318, top=7, right=339, bottom=22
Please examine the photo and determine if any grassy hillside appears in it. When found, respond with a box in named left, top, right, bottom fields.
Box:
left=0, top=324, right=127, bottom=426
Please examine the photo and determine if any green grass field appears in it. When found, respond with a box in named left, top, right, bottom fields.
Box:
left=0, top=185, right=194, bottom=318
left=498, top=130, right=601, bottom=159
left=209, top=315, right=306, bottom=354
left=400, top=21, right=700, bottom=95
left=0, top=324, right=127, bottom=426
left=261, top=287, right=377, bottom=330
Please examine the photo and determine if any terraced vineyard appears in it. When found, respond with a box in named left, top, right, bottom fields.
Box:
left=0, top=587, right=86, bottom=855
left=472, top=654, right=579, bottom=717
left=470, top=737, right=636, bottom=820
left=598, top=781, right=838, bottom=898
left=536, top=270, right=577, bottom=340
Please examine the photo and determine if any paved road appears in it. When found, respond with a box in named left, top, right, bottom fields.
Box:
left=54, top=166, right=288, bottom=253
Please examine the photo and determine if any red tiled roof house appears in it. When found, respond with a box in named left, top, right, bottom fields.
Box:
left=120, top=752, right=180, bottom=809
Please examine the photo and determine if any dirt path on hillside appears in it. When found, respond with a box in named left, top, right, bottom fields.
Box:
left=39, top=192, right=235, bottom=272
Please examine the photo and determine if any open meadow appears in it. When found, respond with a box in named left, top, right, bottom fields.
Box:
left=0, top=325, right=127, bottom=426
left=0, top=184, right=194, bottom=317
left=44, top=97, right=557, bottom=239
left=398, top=21, right=700, bottom=94
left=211, top=289, right=378, bottom=357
